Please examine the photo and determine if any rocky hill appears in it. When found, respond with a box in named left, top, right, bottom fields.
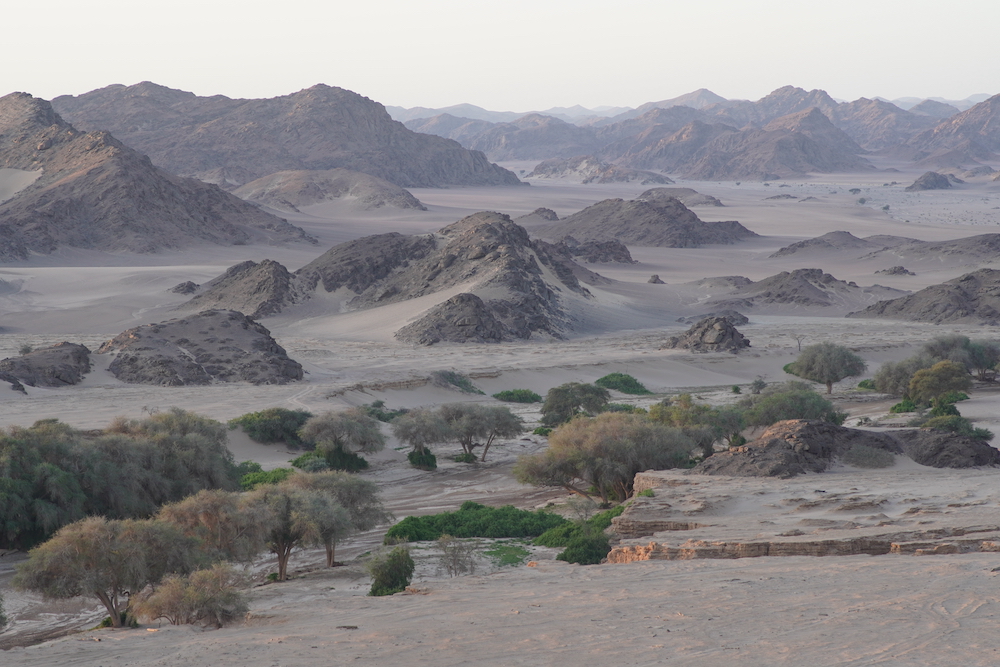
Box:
left=97, top=309, right=303, bottom=385
left=769, top=231, right=914, bottom=258
left=660, top=317, right=750, bottom=353
left=526, top=156, right=671, bottom=184
left=459, top=114, right=602, bottom=161
left=532, top=195, right=756, bottom=247
left=638, top=187, right=722, bottom=207
left=862, top=233, right=1000, bottom=265
left=185, top=212, right=601, bottom=343
left=232, top=169, right=426, bottom=212
left=0, top=342, right=91, bottom=390
left=707, top=268, right=907, bottom=313
left=848, top=268, right=1000, bottom=325
left=0, top=93, right=312, bottom=261
left=905, top=93, right=1000, bottom=164
left=905, top=171, right=953, bottom=191
left=52, top=82, right=521, bottom=188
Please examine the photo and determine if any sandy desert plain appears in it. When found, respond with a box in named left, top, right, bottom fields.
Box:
left=4, top=157, right=1000, bottom=665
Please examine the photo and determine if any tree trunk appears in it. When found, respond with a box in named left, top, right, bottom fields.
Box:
left=480, top=434, right=496, bottom=462
left=826, top=381, right=833, bottom=394
left=95, top=590, right=121, bottom=627
left=326, top=542, right=336, bottom=568
left=276, top=546, right=291, bottom=581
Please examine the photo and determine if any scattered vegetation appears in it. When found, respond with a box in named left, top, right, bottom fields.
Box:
left=407, top=449, right=437, bottom=470
left=856, top=379, right=876, bottom=390
left=739, top=381, right=847, bottom=427
left=362, top=400, right=409, bottom=423
left=889, top=398, right=919, bottom=413
left=595, top=373, right=652, bottom=395
left=483, top=541, right=531, bottom=567
left=453, top=452, right=478, bottom=463
left=367, top=546, right=415, bottom=596
left=437, top=535, right=478, bottom=576
left=227, top=408, right=312, bottom=448
left=908, top=361, right=973, bottom=405
left=601, top=402, right=637, bottom=413
left=384, top=501, right=567, bottom=543
left=492, top=389, right=543, bottom=403
left=636, top=488, right=655, bottom=497
left=300, top=408, right=385, bottom=472
left=18, top=344, right=33, bottom=355
left=750, top=377, right=767, bottom=395
left=289, top=451, right=330, bottom=472
left=535, top=506, right=625, bottom=565
left=433, top=370, right=484, bottom=394
left=532, top=427, right=552, bottom=437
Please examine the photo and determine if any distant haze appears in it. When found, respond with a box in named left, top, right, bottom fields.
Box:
left=2, top=0, right=997, bottom=110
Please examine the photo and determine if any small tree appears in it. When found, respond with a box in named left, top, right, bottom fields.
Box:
left=540, top=383, right=610, bottom=427
left=789, top=342, right=867, bottom=394
left=437, top=535, right=478, bottom=577
left=228, top=408, right=313, bottom=448
left=968, top=340, right=1000, bottom=380
left=873, top=354, right=935, bottom=396
left=367, top=546, right=415, bottom=596
left=741, top=382, right=845, bottom=428
left=391, top=409, right=451, bottom=456
left=908, top=361, right=973, bottom=404
left=14, top=517, right=199, bottom=627
left=157, top=489, right=269, bottom=564
left=134, top=563, right=248, bottom=628
left=299, top=408, right=386, bottom=471
left=437, top=404, right=524, bottom=460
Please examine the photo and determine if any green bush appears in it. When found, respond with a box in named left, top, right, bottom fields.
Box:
left=841, top=445, right=895, bottom=469
left=534, top=506, right=625, bottom=548
left=731, top=385, right=742, bottom=394
left=483, top=541, right=531, bottom=567
left=290, top=451, right=330, bottom=472
left=240, top=467, right=294, bottom=491
left=636, top=488, right=655, bottom=498
left=857, top=379, right=876, bottom=390
left=384, top=501, right=568, bottom=543
left=556, top=533, right=610, bottom=565
left=532, top=427, right=552, bottom=437
left=407, top=449, right=437, bottom=470
left=227, top=408, right=313, bottom=448
left=323, top=447, right=369, bottom=472
left=367, top=546, right=414, bottom=596
left=363, top=400, right=409, bottom=423
left=922, top=415, right=994, bottom=441
left=453, top=452, right=478, bottom=463
left=889, top=398, right=919, bottom=413
left=433, top=371, right=484, bottom=394
left=601, top=403, right=636, bottom=413
left=595, top=373, right=651, bottom=395
left=235, top=460, right=263, bottom=476
left=492, top=389, right=543, bottom=403
left=929, top=398, right=960, bottom=418
left=939, top=390, right=970, bottom=403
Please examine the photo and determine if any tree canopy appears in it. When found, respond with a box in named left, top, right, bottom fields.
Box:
left=788, top=342, right=867, bottom=393
left=540, top=383, right=611, bottom=426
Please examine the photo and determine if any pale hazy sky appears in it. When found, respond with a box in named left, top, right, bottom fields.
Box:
left=4, top=0, right=997, bottom=110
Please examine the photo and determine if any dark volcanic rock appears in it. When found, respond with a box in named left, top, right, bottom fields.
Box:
left=170, top=281, right=200, bottom=294
left=893, top=429, right=1000, bottom=468
left=52, top=82, right=521, bottom=188
left=875, top=266, right=915, bottom=276
left=0, top=342, right=91, bottom=387
left=848, top=268, right=1000, bottom=325
left=557, top=236, right=636, bottom=263
left=0, top=93, right=312, bottom=262
left=534, top=196, right=756, bottom=247
left=180, top=259, right=300, bottom=319
left=395, top=293, right=507, bottom=345
left=905, top=171, right=953, bottom=191
left=648, top=274, right=665, bottom=284
left=660, top=317, right=750, bottom=353
left=691, top=420, right=903, bottom=478
left=98, top=310, right=302, bottom=386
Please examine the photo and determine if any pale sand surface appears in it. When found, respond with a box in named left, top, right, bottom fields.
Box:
left=3, top=169, right=1000, bottom=662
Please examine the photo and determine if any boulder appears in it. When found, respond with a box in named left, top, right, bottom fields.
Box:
left=893, top=429, right=1000, bottom=468
left=905, top=171, right=953, bottom=191
left=661, top=317, right=750, bottom=353
left=0, top=342, right=91, bottom=387
left=395, top=293, right=507, bottom=345
left=648, top=274, right=665, bottom=284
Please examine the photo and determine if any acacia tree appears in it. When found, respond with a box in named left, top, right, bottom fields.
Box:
left=908, top=361, right=973, bottom=404
left=299, top=408, right=386, bottom=470
left=540, top=383, right=610, bottom=426
left=391, top=409, right=452, bottom=455
left=436, top=404, right=524, bottom=460
left=156, top=489, right=269, bottom=564
left=14, top=517, right=199, bottom=627
left=789, top=342, right=867, bottom=394
left=282, top=472, right=392, bottom=566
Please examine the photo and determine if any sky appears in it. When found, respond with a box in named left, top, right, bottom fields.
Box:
left=3, top=0, right=998, bottom=111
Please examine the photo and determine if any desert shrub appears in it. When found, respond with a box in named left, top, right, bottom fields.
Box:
left=750, top=377, right=767, bottom=394
left=601, top=403, right=636, bottom=413
left=433, top=371, right=483, bottom=394
left=135, top=564, right=248, bottom=628
left=228, top=408, right=313, bottom=448
left=595, top=373, right=652, bottom=395
left=889, top=399, right=919, bottom=413
left=731, top=385, right=742, bottom=394
left=239, top=467, right=294, bottom=491
left=437, top=535, right=478, bottom=576
left=841, top=445, right=895, bottom=469
left=872, top=354, right=935, bottom=396
left=384, top=501, right=567, bottom=543
left=740, top=382, right=846, bottom=427
left=290, top=451, right=330, bottom=472
left=492, top=389, right=543, bottom=403
left=556, top=533, right=610, bottom=565
left=483, top=541, right=531, bottom=567
left=649, top=395, right=746, bottom=455
left=363, top=400, right=409, bottom=422
left=407, top=449, right=437, bottom=470
left=453, top=452, right=477, bottom=463
left=532, top=427, right=552, bottom=436
left=940, top=390, right=970, bottom=403
left=636, top=488, right=655, bottom=497
left=367, top=546, right=415, bottom=596
left=18, top=344, right=33, bottom=355
left=922, top=415, right=994, bottom=441
left=857, top=379, right=876, bottom=390
left=323, top=447, right=369, bottom=472
left=929, top=398, right=961, bottom=417
left=534, top=505, right=626, bottom=548
left=540, top=382, right=610, bottom=426
left=235, top=460, right=263, bottom=476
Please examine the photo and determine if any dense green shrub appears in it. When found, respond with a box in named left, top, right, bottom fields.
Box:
left=541, top=382, right=610, bottom=426
left=227, top=408, right=312, bottom=448
left=841, top=445, right=895, bottom=469
left=367, top=546, right=415, bottom=596
left=289, top=452, right=330, bottom=472
left=889, top=398, right=919, bottom=413
left=323, top=447, right=369, bottom=472
left=929, top=398, right=961, bottom=417
left=534, top=506, right=625, bottom=548
left=363, top=400, right=409, bottom=423
left=384, top=501, right=567, bottom=543
left=601, top=403, right=637, bottom=413
left=453, top=452, right=478, bottom=463
left=595, top=373, right=652, bottom=395
left=922, top=415, right=994, bottom=441
left=239, top=467, right=294, bottom=491
left=939, top=390, right=970, bottom=403
left=492, top=389, right=543, bottom=403
left=407, top=449, right=437, bottom=470
left=556, top=533, right=611, bottom=565
left=532, top=427, right=552, bottom=437
left=740, top=382, right=846, bottom=427
left=857, top=379, right=876, bottom=390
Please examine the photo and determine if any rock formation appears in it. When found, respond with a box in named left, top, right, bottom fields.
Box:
left=905, top=171, right=953, bottom=191
left=179, top=260, right=301, bottom=319
left=692, top=420, right=903, bottom=478
left=894, top=429, right=1000, bottom=468
left=648, top=275, right=665, bottom=284
left=770, top=231, right=910, bottom=258
left=0, top=342, right=91, bottom=387
left=232, top=168, right=426, bottom=211
left=905, top=93, right=1000, bottom=165
left=875, top=266, right=915, bottom=276
left=52, top=82, right=521, bottom=188
left=98, top=310, right=302, bottom=386
left=527, top=155, right=672, bottom=185
left=638, top=187, right=722, bottom=207
left=708, top=268, right=907, bottom=313
left=848, top=268, right=1000, bottom=325
left=555, top=236, right=636, bottom=263
left=0, top=92, right=311, bottom=261
left=170, top=281, right=200, bottom=294
left=660, top=317, right=750, bottom=353
left=394, top=293, right=507, bottom=345
left=533, top=195, right=756, bottom=247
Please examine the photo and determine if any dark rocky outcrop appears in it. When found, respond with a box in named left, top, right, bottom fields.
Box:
left=691, top=420, right=903, bottom=478
left=170, top=281, right=200, bottom=294
left=232, top=168, right=426, bottom=211
left=875, top=266, right=915, bottom=276
left=394, top=293, right=507, bottom=345
left=556, top=236, right=636, bottom=263
left=534, top=196, right=756, bottom=248
left=770, top=231, right=892, bottom=258
left=893, top=429, right=1000, bottom=468
left=527, top=155, right=672, bottom=185
left=0, top=342, right=91, bottom=387
left=180, top=259, right=300, bottom=319
left=530, top=207, right=559, bottom=221
left=98, top=310, right=302, bottom=386
left=648, top=275, right=665, bottom=284
left=52, top=82, right=521, bottom=188
left=905, top=171, right=953, bottom=191
left=660, top=317, right=750, bottom=353
left=639, top=187, right=722, bottom=207
left=0, top=93, right=312, bottom=262
left=848, top=268, right=1000, bottom=325
left=709, top=268, right=907, bottom=312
